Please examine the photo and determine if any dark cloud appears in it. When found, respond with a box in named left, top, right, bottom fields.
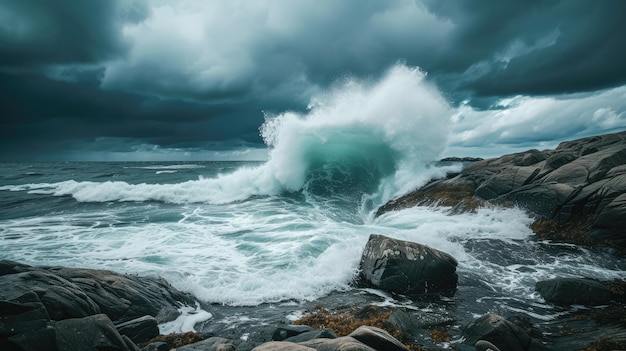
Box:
left=420, top=0, right=626, bottom=99
left=0, top=0, right=624, bottom=160
left=0, top=0, right=149, bottom=69
left=0, top=71, right=269, bottom=160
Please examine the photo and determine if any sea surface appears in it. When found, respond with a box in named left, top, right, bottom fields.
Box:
left=1, top=66, right=625, bottom=345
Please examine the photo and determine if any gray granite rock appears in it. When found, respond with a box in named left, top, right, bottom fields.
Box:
left=358, top=234, right=457, bottom=296
left=376, top=131, right=626, bottom=249
left=0, top=260, right=195, bottom=324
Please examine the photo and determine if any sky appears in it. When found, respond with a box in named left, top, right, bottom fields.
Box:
left=1, top=0, right=625, bottom=161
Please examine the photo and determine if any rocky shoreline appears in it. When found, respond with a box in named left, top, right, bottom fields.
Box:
left=2, top=131, right=626, bottom=350
left=378, top=131, right=626, bottom=251
left=2, top=237, right=625, bottom=350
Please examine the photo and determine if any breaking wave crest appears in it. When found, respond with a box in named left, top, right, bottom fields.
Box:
left=2, top=64, right=452, bottom=207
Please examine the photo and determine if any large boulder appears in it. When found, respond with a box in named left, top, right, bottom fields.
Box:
left=535, top=278, right=612, bottom=306
left=358, top=234, right=458, bottom=297
left=376, top=131, right=626, bottom=249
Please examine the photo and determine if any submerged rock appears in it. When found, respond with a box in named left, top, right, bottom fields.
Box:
left=463, top=313, right=547, bottom=351
left=358, top=234, right=458, bottom=297
left=272, top=324, right=316, bottom=341
left=535, top=278, right=612, bottom=306
left=377, top=131, right=626, bottom=250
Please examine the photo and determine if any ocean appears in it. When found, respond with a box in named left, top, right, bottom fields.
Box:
left=1, top=66, right=624, bottom=342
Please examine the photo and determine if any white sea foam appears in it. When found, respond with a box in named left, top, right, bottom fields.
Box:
left=159, top=304, right=212, bottom=334
left=1, top=195, right=624, bottom=307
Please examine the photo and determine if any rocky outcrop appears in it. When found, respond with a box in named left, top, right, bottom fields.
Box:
left=0, top=260, right=198, bottom=351
left=377, top=131, right=626, bottom=249
left=0, top=260, right=195, bottom=324
left=535, top=278, right=612, bottom=306
left=358, top=234, right=458, bottom=297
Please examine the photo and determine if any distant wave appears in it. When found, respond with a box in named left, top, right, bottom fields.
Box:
left=0, top=64, right=453, bottom=207
left=127, top=164, right=206, bottom=170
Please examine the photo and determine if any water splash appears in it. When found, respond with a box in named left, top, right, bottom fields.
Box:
left=1, top=64, right=451, bottom=209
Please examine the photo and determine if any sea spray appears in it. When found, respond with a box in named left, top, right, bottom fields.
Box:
left=2, top=64, right=452, bottom=209
left=2, top=165, right=625, bottom=308
left=260, top=64, right=452, bottom=204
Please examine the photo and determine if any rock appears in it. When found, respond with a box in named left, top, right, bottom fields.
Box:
left=387, top=309, right=454, bottom=336
left=0, top=291, right=51, bottom=337
left=0, top=261, right=205, bottom=351
left=272, top=324, right=316, bottom=341
left=47, top=265, right=195, bottom=323
left=535, top=278, right=612, bottom=306
left=299, top=336, right=377, bottom=351
left=376, top=131, right=626, bottom=250
left=475, top=339, right=501, bottom=351
left=55, top=313, right=139, bottom=351
left=284, top=329, right=337, bottom=343
left=463, top=313, right=547, bottom=351
left=7, top=326, right=56, bottom=351
left=348, top=326, right=408, bottom=351
left=439, top=157, right=484, bottom=162
left=0, top=291, right=56, bottom=351
left=252, top=341, right=316, bottom=351
left=142, top=341, right=170, bottom=351
left=174, top=337, right=236, bottom=351
left=358, top=234, right=458, bottom=296
left=115, top=315, right=159, bottom=344
left=0, top=260, right=195, bottom=323
left=0, top=268, right=101, bottom=320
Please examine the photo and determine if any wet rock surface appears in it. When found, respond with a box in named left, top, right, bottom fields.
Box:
left=535, top=278, right=612, bottom=306
left=358, top=234, right=458, bottom=297
left=2, top=258, right=626, bottom=350
left=463, top=313, right=548, bottom=351
left=0, top=260, right=196, bottom=351
left=0, top=260, right=195, bottom=324
left=377, top=131, right=626, bottom=250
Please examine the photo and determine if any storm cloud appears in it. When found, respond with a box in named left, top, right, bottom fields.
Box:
left=1, top=0, right=625, bottom=160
